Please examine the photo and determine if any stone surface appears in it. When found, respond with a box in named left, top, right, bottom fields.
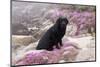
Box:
left=12, top=35, right=34, bottom=46
left=76, top=48, right=95, bottom=61
left=13, top=42, right=79, bottom=65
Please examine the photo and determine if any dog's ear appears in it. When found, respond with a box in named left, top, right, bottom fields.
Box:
left=64, top=18, right=69, bottom=25
left=56, top=17, right=62, bottom=23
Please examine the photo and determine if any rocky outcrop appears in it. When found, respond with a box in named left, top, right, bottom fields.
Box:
left=12, top=35, right=34, bottom=46
left=13, top=41, right=79, bottom=66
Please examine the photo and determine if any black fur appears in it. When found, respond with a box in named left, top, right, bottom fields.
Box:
left=36, top=17, right=69, bottom=51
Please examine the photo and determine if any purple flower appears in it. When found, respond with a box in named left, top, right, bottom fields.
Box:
left=14, top=41, right=79, bottom=65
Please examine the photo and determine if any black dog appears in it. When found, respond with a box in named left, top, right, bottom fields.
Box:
left=36, top=17, right=69, bottom=51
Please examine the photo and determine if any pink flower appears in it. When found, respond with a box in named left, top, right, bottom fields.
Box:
left=14, top=41, right=79, bottom=66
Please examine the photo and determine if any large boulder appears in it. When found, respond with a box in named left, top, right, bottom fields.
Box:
left=12, top=23, right=31, bottom=35
left=12, top=35, right=34, bottom=46
left=13, top=41, right=79, bottom=66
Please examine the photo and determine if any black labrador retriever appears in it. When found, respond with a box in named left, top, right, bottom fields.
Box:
left=36, top=17, right=69, bottom=51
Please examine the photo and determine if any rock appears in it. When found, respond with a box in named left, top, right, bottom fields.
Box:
left=61, top=42, right=79, bottom=62
left=66, top=36, right=95, bottom=61
left=62, top=46, right=79, bottom=62
left=12, top=35, right=34, bottom=46
left=67, top=36, right=94, bottom=48
left=12, top=35, right=95, bottom=66
left=13, top=41, right=79, bottom=65
left=12, top=23, right=30, bottom=35
left=14, top=50, right=61, bottom=65
left=59, top=60, right=66, bottom=63
left=86, top=38, right=95, bottom=48
left=21, top=42, right=38, bottom=52
left=75, top=48, right=95, bottom=61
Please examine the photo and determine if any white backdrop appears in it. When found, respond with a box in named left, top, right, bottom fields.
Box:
left=0, top=0, right=99, bottom=67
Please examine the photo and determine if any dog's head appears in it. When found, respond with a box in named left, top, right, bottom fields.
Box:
left=56, top=17, right=69, bottom=28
